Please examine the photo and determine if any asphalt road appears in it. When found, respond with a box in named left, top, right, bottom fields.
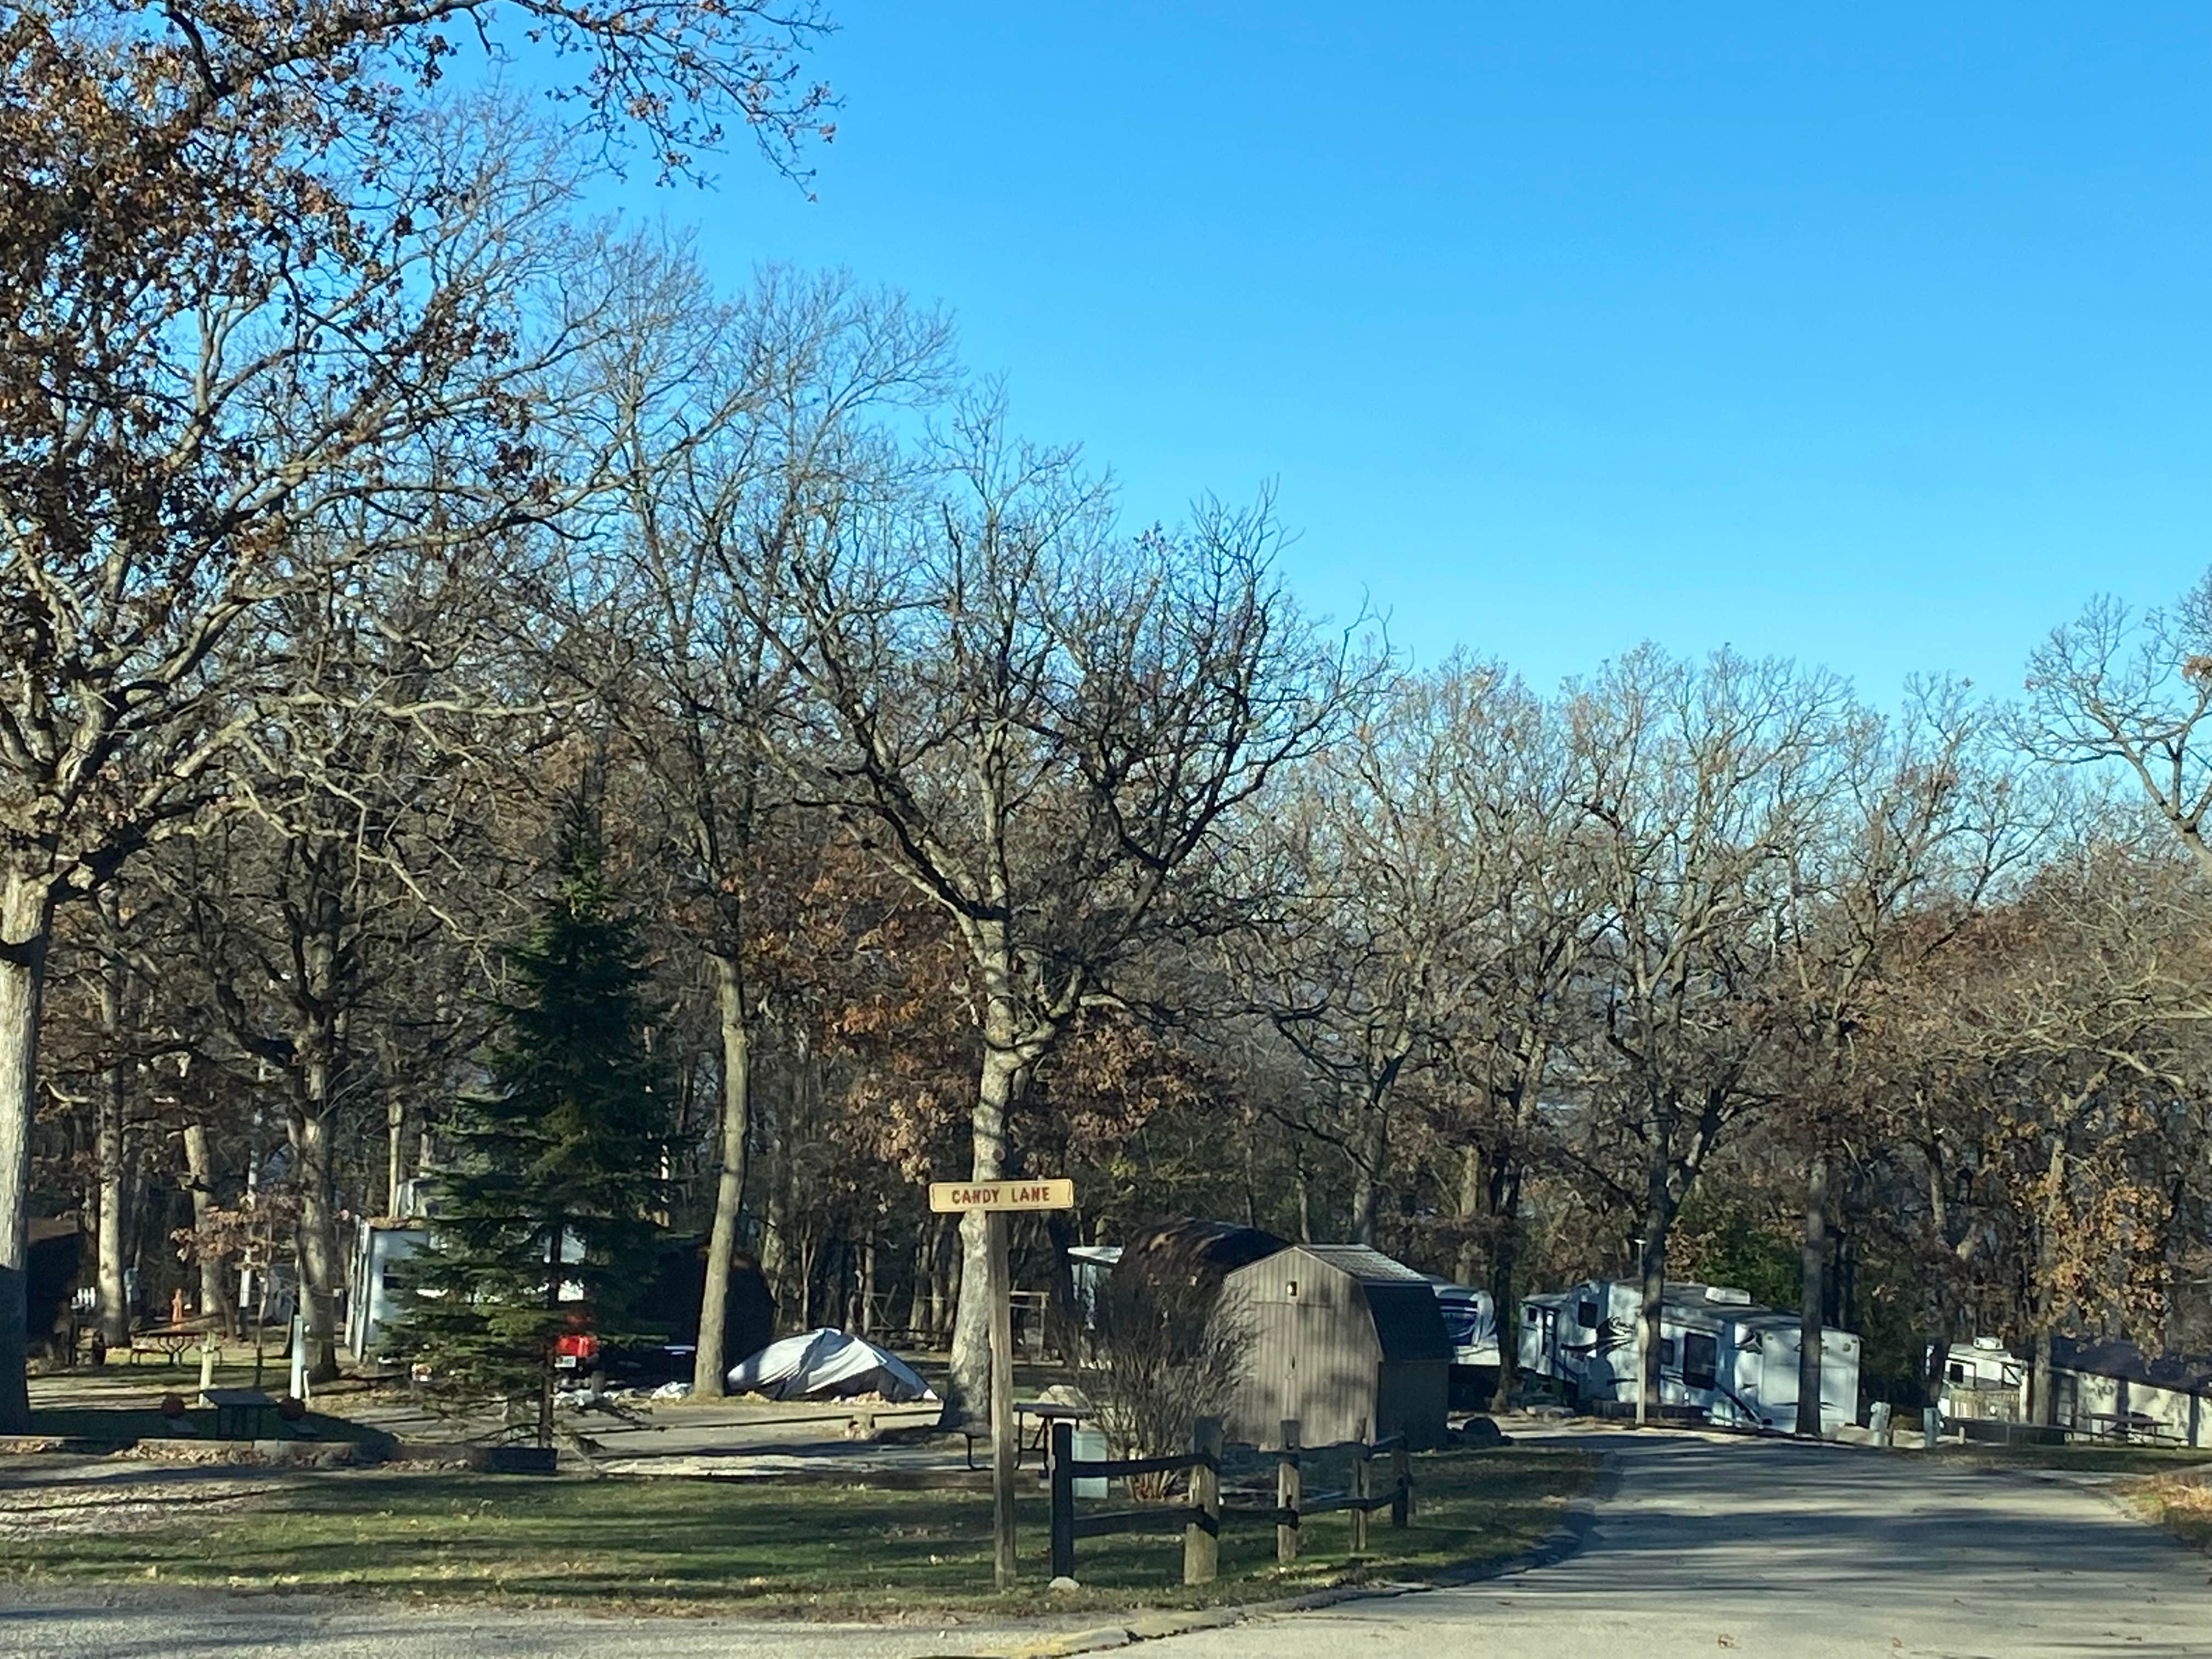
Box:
left=5, top=1433, right=2209, bottom=1657
left=1156, top=1432, right=2212, bottom=1659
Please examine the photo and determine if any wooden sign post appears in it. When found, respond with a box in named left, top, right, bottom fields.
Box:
left=928, top=1176, right=1076, bottom=1590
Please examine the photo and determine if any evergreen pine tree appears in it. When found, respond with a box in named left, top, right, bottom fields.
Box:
left=389, top=798, right=670, bottom=1446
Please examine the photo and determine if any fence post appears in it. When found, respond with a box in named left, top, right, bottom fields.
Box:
left=1049, top=1420, right=1075, bottom=1582
left=1183, top=1416, right=1222, bottom=1586
left=1348, top=1444, right=1370, bottom=1555
left=1277, top=1419, right=1301, bottom=1566
left=1391, top=1439, right=1410, bottom=1527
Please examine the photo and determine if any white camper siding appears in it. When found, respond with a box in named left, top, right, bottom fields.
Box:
left=1519, top=1294, right=1566, bottom=1380
left=1516, top=1277, right=1860, bottom=1436
left=346, top=1219, right=426, bottom=1359
left=1938, top=1342, right=2027, bottom=1423
left=1740, top=1321, right=1863, bottom=1436
left=2050, top=1368, right=2210, bottom=1446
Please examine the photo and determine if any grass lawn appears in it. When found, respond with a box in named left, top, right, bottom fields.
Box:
left=0, top=1443, right=1594, bottom=1619
left=1929, top=1442, right=2212, bottom=1477
left=2119, top=1471, right=2212, bottom=1551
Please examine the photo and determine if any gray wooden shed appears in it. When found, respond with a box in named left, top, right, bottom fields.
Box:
left=1222, top=1244, right=1451, bottom=1451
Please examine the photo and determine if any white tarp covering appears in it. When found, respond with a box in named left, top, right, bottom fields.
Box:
left=726, top=1328, right=940, bottom=1402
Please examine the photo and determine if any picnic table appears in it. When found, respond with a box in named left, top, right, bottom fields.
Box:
left=958, top=1401, right=1097, bottom=1472
left=1015, top=1401, right=1094, bottom=1477
left=128, top=1327, right=206, bottom=1367
left=2083, top=1409, right=2180, bottom=1445
left=200, top=1388, right=281, bottom=1441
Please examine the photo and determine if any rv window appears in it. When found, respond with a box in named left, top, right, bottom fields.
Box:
left=1946, top=1362, right=1966, bottom=1384
left=1682, top=1332, right=1719, bottom=1391
left=1577, top=1299, right=1599, bottom=1329
left=1657, top=1338, right=1677, bottom=1369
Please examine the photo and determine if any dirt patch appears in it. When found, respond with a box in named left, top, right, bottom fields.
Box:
left=0, top=1467, right=285, bottom=1539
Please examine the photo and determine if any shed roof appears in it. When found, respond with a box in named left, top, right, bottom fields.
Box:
left=2051, top=1335, right=2212, bottom=1396
left=1299, top=1245, right=1432, bottom=1285
left=1115, top=1218, right=1287, bottom=1299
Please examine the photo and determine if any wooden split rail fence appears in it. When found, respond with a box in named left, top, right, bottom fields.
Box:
left=1047, top=1416, right=1412, bottom=1587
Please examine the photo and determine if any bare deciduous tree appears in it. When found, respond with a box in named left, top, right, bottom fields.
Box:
left=573, top=255, right=955, bottom=1393
left=747, top=400, right=1365, bottom=1422
left=0, top=0, right=831, bottom=1429
left=1566, top=647, right=1851, bottom=1420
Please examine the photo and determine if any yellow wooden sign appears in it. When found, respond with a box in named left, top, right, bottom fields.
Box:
left=928, top=1177, right=1075, bottom=1214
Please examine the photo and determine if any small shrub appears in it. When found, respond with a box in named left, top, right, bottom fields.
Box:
left=1078, top=1271, right=1250, bottom=1498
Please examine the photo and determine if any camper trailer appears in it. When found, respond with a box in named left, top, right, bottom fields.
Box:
left=1936, top=1336, right=2027, bottom=1425
left=1421, top=1277, right=1501, bottom=1367
left=1519, top=1278, right=1860, bottom=1436
left=346, top=1214, right=429, bottom=1360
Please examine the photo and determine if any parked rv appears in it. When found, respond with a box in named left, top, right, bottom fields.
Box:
left=1935, top=1336, right=2026, bottom=1425
left=1421, top=1275, right=1501, bottom=1408
left=1421, top=1277, right=1502, bottom=1367
left=1519, top=1277, right=1860, bottom=1436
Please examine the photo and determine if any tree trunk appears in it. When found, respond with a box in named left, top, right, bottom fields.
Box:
left=287, top=871, right=345, bottom=1385
left=183, top=1121, right=235, bottom=1335
left=1043, top=1209, right=1079, bottom=1359
left=1797, top=1150, right=1829, bottom=1439
left=907, top=1223, right=935, bottom=1338
left=539, top=1227, right=561, bottom=1451
left=385, top=1096, right=406, bottom=1216
left=943, top=1031, right=1024, bottom=1426
left=930, top=1214, right=956, bottom=1340
left=759, top=1180, right=788, bottom=1309
left=1487, top=1163, right=1523, bottom=1413
left=0, top=872, right=56, bottom=1432
left=2032, top=1319, right=2055, bottom=1427
left=1637, top=1178, right=1673, bottom=1424
left=1348, top=1167, right=1377, bottom=1246
left=797, top=1226, right=819, bottom=1329
left=692, top=951, right=753, bottom=1397
left=287, top=1103, right=342, bottom=1383
left=1452, top=1144, right=1482, bottom=1285
left=1918, top=1323, right=1952, bottom=1413
left=1293, top=1147, right=1313, bottom=1244
left=2031, top=1136, right=2066, bottom=1427
left=1243, top=1117, right=1260, bottom=1230
left=1348, top=1096, right=1390, bottom=1246
left=94, top=990, right=130, bottom=1348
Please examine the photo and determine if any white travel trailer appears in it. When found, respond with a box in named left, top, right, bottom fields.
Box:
left=346, top=1180, right=586, bottom=1361
left=346, top=1215, right=428, bottom=1359
left=1519, top=1278, right=1860, bottom=1437
left=1936, top=1336, right=2027, bottom=1424
left=1421, top=1276, right=1502, bottom=1367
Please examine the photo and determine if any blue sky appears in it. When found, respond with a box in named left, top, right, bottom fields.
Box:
left=574, top=3, right=2208, bottom=701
